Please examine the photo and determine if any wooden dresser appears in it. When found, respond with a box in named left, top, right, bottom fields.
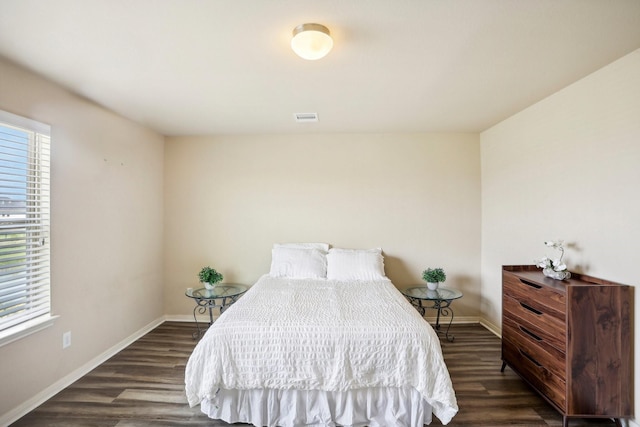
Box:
left=501, top=265, right=632, bottom=427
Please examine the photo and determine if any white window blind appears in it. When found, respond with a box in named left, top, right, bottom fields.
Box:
left=0, top=110, right=51, bottom=335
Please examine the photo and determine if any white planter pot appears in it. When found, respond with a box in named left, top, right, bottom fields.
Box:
left=427, top=282, right=439, bottom=290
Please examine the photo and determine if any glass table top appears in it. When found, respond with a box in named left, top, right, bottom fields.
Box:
left=402, top=286, right=463, bottom=301
left=185, top=283, right=248, bottom=299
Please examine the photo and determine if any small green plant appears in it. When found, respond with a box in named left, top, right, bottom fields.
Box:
left=198, top=266, right=223, bottom=284
left=422, top=267, right=446, bottom=283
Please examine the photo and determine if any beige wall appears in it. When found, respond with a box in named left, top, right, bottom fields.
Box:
left=164, top=133, right=481, bottom=320
left=480, top=49, right=640, bottom=424
left=0, top=57, right=165, bottom=420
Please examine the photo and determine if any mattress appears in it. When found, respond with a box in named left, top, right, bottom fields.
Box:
left=185, top=275, right=458, bottom=425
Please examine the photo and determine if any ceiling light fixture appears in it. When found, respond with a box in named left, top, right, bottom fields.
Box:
left=291, top=23, right=333, bottom=60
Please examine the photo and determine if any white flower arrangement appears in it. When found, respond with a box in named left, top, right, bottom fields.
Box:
left=535, top=240, right=571, bottom=280
left=535, top=240, right=567, bottom=272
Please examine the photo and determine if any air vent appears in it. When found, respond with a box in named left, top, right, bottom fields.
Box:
left=294, top=112, right=319, bottom=123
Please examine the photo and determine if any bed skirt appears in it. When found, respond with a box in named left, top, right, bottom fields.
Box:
left=200, top=386, right=433, bottom=427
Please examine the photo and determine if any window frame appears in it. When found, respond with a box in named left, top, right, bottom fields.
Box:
left=0, top=110, right=55, bottom=347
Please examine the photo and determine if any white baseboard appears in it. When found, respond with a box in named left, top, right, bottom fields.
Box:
left=166, top=314, right=485, bottom=325
left=167, top=314, right=486, bottom=326
left=479, top=317, right=501, bottom=337
left=1, top=316, right=165, bottom=426
left=423, top=315, right=480, bottom=325
left=164, top=314, right=198, bottom=322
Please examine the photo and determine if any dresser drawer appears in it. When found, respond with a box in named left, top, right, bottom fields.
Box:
left=503, top=272, right=566, bottom=320
left=502, top=315, right=565, bottom=380
left=503, top=302, right=566, bottom=351
left=503, top=338, right=566, bottom=411
left=503, top=294, right=566, bottom=339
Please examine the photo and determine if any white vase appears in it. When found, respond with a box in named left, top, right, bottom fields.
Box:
left=427, top=282, right=439, bottom=290
left=203, top=282, right=216, bottom=290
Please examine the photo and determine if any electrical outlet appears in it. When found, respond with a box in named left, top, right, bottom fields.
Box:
left=62, top=331, right=71, bottom=349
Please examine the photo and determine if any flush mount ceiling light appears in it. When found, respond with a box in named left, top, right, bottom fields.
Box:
left=291, top=23, right=333, bottom=60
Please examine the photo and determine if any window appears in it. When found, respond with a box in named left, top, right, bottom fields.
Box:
left=0, top=110, right=51, bottom=345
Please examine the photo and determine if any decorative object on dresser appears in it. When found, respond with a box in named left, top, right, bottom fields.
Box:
left=198, top=266, right=223, bottom=289
left=535, top=239, right=571, bottom=280
left=422, top=267, right=446, bottom=290
left=501, top=265, right=632, bottom=427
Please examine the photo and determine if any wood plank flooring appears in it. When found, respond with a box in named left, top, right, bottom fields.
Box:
left=11, top=322, right=619, bottom=427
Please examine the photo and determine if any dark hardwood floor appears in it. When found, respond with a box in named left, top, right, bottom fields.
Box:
left=11, top=322, right=619, bottom=427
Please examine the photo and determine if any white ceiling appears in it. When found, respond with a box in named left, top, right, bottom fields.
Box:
left=1, top=0, right=639, bottom=136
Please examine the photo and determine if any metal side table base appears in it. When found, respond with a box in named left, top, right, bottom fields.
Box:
left=185, top=284, right=248, bottom=339
left=402, top=286, right=463, bottom=343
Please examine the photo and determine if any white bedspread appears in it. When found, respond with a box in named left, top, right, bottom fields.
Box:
left=185, top=275, right=458, bottom=425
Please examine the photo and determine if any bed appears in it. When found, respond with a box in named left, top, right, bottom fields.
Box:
left=185, top=245, right=458, bottom=427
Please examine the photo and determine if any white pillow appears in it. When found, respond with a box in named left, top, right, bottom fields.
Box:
left=326, top=248, right=386, bottom=281
left=274, top=242, right=330, bottom=251
left=269, top=246, right=327, bottom=279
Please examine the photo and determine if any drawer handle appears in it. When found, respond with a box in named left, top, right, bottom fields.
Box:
left=519, top=302, right=543, bottom=315
left=519, top=279, right=542, bottom=289
left=519, top=349, right=543, bottom=369
left=519, top=325, right=542, bottom=341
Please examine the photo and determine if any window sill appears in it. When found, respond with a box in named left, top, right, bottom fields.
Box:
left=0, top=315, right=59, bottom=348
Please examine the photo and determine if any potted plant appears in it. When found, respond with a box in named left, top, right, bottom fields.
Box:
left=422, top=267, right=446, bottom=290
left=198, top=266, right=224, bottom=289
